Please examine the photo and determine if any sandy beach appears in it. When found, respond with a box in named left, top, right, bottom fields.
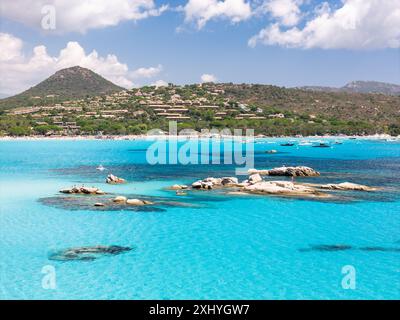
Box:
left=0, top=133, right=398, bottom=141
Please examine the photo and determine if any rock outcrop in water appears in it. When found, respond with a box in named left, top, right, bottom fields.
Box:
left=106, top=174, right=126, bottom=184
left=318, top=182, right=377, bottom=191
left=182, top=165, right=380, bottom=200
left=248, top=166, right=320, bottom=177
left=192, top=180, right=213, bottom=189
left=191, top=177, right=239, bottom=189
left=126, top=199, right=154, bottom=206
left=221, top=177, right=239, bottom=186
left=248, top=173, right=262, bottom=184
left=113, top=196, right=128, bottom=203
left=49, top=245, right=132, bottom=261
left=113, top=196, right=153, bottom=206
left=170, top=184, right=189, bottom=190
left=60, top=186, right=106, bottom=195
left=94, top=203, right=105, bottom=207
left=242, top=181, right=328, bottom=198
left=189, top=174, right=329, bottom=198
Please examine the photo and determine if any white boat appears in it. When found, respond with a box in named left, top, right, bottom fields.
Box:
left=96, top=165, right=106, bottom=171
left=299, top=141, right=312, bottom=146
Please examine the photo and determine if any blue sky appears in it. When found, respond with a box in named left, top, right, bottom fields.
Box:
left=0, top=0, right=399, bottom=95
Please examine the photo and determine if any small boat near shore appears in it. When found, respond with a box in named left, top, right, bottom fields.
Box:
left=280, top=143, right=295, bottom=147
left=96, top=165, right=106, bottom=171
left=313, top=143, right=331, bottom=148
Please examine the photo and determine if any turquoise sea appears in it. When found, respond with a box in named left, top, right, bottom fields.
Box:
left=0, top=138, right=399, bottom=300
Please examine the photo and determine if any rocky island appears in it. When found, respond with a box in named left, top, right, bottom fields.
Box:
left=59, top=186, right=106, bottom=195
left=182, top=166, right=378, bottom=199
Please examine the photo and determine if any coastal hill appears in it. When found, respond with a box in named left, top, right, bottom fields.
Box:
left=0, top=67, right=399, bottom=136
left=222, top=83, right=400, bottom=124
left=0, top=66, right=124, bottom=110
left=299, top=80, right=400, bottom=95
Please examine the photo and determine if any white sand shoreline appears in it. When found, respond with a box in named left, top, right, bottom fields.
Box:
left=0, top=133, right=398, bottom=141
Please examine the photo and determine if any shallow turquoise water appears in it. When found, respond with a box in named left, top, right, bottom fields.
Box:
left=0, top=139, right=399, bottom=299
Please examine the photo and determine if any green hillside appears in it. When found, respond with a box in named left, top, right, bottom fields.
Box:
left=0, top=66, right=124, bottom=110
left=1, top=68, right=399, bottom=136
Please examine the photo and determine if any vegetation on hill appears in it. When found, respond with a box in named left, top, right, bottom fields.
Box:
left=0, top=66, right=124, bottom=110
left=223, top=83, right=400, bottom=126
left=0, top=67, right=399, bottom=137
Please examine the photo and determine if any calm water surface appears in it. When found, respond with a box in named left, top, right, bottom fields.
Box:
left=0, top=138, right=399, bottom=299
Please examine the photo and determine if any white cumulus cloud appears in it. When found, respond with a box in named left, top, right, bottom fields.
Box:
left=201, top=73, right=218, bottom=82
left=0, top=0, right=168, bottom=33
left=131, top=65, right=163, bottom=79
left=258, top=0, right=303, bottom=27
left=182, top=0, right=252, bottom=29
left=0, top=33, right=162, bottom=95
left=249, top=0, right=400, bottom=49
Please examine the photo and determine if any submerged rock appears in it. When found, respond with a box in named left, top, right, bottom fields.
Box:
left=300, top=244, right=400, bottom=253
left=39, top=195, right=171, bottom=212
left=248, top=166, right=320, bottom=177
left=299, top=244, right=353, bottom=252
left=359, top=247, right=400, bottom=252
left=106, top=174, right=126, bottom=184
left=49, top=245, right=132, bottom=262
left=60, top=186, right=106, bottom=195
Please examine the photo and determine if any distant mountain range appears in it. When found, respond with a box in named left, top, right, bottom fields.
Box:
left=299, top=81, right=400, bottom=95
left=0, top=66, right=124, bottom=110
